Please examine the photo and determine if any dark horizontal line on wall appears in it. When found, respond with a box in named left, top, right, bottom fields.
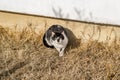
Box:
left=0, top=10, right=120, bottom=27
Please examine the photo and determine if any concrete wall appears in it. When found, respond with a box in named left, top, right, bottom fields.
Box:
left=1, top=0, right=120, bottom=25
left=0, top=11, right=120, bottom=44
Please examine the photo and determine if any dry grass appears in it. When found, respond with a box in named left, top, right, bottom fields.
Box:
left=0, top=25, right=120, bottom=80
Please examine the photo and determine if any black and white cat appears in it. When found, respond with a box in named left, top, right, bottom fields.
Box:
left=43, top=25, right=68, bottom=56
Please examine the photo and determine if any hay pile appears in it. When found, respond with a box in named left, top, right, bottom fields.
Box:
left=0, top=25, right=119, bottom=80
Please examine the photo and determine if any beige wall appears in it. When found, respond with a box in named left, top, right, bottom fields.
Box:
left=0, top=11, right=120, bottom=44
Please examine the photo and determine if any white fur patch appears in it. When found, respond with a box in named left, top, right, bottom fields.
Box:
left=51, top=31, right=68, bottom=56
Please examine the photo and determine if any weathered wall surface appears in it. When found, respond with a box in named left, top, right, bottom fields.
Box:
left=0, top=12, right=120, bottom=44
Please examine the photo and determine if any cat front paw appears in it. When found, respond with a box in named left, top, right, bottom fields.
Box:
left=59, top=52, right=64, bottom=57
left=59, top=53, right=63, bottom=57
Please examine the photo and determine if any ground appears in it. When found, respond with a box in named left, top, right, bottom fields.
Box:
left=0, top=25, right=120, bottom=80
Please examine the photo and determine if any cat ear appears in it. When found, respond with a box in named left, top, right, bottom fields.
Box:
left=52, top=32, right=55, bottom=36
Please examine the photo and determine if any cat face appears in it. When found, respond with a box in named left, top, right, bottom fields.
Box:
left=51, top=31, right=64, bottom=43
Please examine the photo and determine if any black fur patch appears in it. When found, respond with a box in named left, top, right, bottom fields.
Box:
left=43, top=34, right=54, bottom=48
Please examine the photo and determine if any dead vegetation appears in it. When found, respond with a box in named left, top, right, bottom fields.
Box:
left=0, top=25, right=120, bottom=80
